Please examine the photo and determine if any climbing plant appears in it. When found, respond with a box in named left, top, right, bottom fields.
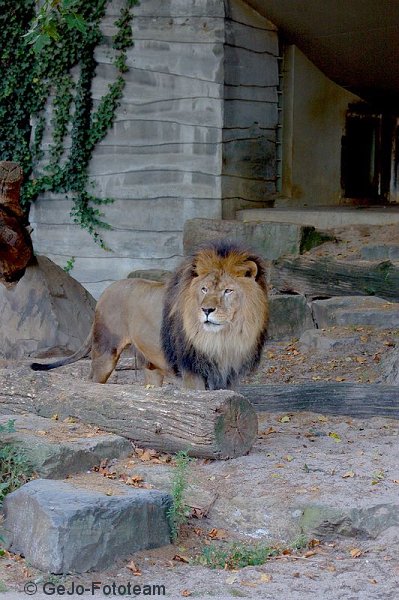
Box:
left=0, top=0, right=139, bottom=247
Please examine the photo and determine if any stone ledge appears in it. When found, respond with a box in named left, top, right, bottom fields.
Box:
left=3, top=479, right=171, bottom=573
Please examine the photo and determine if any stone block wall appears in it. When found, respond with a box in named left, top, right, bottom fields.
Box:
left=29, top=0, right=279, bottom=298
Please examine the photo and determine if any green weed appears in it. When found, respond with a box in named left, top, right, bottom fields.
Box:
left=167, top=451, right=192, bottom=543
left=194, top=542, right=279, bottom=570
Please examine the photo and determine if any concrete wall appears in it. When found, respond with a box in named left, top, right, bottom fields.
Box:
left=29, top=0, right=280, bottom=298
left=280, top=45, right=362, bottom=207
left=30, top=0, right=226, bottom=298
left=222, top=0, right=279, bottom=218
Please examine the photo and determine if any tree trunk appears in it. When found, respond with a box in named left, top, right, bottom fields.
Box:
left=0, top=161, right=33, bottom=286
left=0, top=367, right=258, bottom=460
left=271, top=255, right=399, bottom=301
left=240, top=383, right=399, bottom=419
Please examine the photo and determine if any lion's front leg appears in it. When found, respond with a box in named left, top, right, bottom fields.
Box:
left=182, top=371, right=206, bottom=391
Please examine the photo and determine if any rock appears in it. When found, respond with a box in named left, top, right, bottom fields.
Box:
left=0, top=255, right=95, bottom=359
left=311, top=296, right=399, bottom=328
left=3, top=479, right=171, bottom=573
left=361, top=245, right=399, bottom=260
left=127, top=268, right=171, bottom=282
left=268, top=294, right=314, bottom=340
left=298, top=329, right=358, bottom=353
left=299, top=503, right=399, bottom=540
left=0, top=414, right=132, bottom=478
left=183, top=218, right=329, bottom=261
left=379, top=348, right=399, bottom=385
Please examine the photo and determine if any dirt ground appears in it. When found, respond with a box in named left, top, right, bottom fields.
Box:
left=0, top=224, right=398, bottom=599
left=0, top=331, right=398, bottom=599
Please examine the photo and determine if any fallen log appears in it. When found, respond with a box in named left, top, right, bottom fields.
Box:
left=271, top=256, right=399, bottom=301
left=240, top=383, right=399, bottom=419
left=0, top=367, right=258, bottom=460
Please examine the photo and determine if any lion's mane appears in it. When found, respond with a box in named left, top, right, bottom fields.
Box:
left=161, top=240, right=269, bottom=390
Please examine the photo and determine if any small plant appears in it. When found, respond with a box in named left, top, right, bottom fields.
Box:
left=291, top=533, right=309, bottom=550
left=63, top=256, right=75, bottom=273
left=0, top=420, right=32, bottom=504
left=194, top=542, right=279, bottom=570
left=167, top=450, right=192, bottom=542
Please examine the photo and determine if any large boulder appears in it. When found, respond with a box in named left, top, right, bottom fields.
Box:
left=0, top=255, right=95, bottom=359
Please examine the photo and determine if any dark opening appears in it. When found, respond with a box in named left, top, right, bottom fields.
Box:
left=341, top=106, right=397, bottom=202
left=341, top=111, right=382, bottom=200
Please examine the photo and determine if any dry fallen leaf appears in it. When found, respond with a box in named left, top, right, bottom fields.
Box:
left=259, top=574, right=272, bottom=583
left=342, top=470, right=355, bottom=479
left=126, top=560, right=142, bottom=576
left=208, top=528, right=227, bottom=540
left=349, top=548, right=363, bottom=558
left=173, top=554, right=190, bottom=564
left=260, top=426, right=277, bottom=436
left=279, top=415, right=291, bottom=423
left=181, top=590, right=192, bottom=597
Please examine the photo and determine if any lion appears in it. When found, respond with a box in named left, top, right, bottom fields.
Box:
left=31, top=240, right=269, bottom=390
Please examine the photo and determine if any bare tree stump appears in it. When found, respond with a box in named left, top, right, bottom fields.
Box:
left=0, top=161, right=33, bottom=285
left=0, top=367, right=258, bottom=460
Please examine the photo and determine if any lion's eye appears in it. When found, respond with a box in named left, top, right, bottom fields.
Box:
left=224, top=289, right=234, bottom=295
left=201, top=286, right=208, bottom=294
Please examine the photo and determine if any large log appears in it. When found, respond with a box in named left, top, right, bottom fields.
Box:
left=240, top=383, right=399, bottom=419
left=0, top=161, right=33, bottom=285
left=271, top=255, right=399, bottom=301
left=0, top=367, right=258, bottom=460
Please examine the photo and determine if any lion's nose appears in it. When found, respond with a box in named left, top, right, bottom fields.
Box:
left=202, top=307, right=215, bottom=317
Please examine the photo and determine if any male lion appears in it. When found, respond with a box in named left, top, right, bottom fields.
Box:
left=31, top=240, right=269, bottom=390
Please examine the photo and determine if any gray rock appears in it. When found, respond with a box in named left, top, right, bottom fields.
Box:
left=298, top=329, right=358, bottom=353
left=183, top=218, right=328, bottom=261
left=0, top=414, right=132, bottom=479
left=311, top=296, right=399, bottom=328
left=379, top=348, right=399, bottom=385
left=0, top=256, right=95, bottom=359
left=299, top=503, right=399, bottom=540
left=268, top=294, right=314, bottom=340
left=3, top=479, right=171, bottom=573
left=361, top=245, right=399, bottom=261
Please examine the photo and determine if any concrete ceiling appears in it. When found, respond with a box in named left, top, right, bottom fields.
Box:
left=246, top=0, right=399, bottom=106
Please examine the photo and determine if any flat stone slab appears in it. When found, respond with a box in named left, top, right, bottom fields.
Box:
left=2, top=479, right=171, bottom=573
left=268, top=294, right=314, bottom=340
left=298, top=329, right=358, bottom=353
left=0, top=414, right=132, bottom=478
left=299, top=503, right=399, bottom=540
left=183, top=218, right=329, bottom=260
left=311, top=296, right=399, bottom=328
left=361, top=244, right=399, bottom=260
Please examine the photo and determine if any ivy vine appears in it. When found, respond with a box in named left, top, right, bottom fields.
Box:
left=0, top=0, right=139, bottom=248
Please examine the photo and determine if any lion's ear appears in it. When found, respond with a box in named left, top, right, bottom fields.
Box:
left=236, top=260, right=258, bottom=279
left=244, top=260, right=258, bottom=278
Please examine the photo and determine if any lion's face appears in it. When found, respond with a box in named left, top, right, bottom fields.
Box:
left=194, top=272, right=244, bottom=332
left=179, top=247, right=268, bottom=362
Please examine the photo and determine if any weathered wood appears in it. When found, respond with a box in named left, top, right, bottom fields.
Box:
left=240, top=383, right=399, bottom=419
left=0, top=367, right=258, bottom=460
left=0, top=161, right=33, bottom=286
left=271, top=256, right=399, bottom=301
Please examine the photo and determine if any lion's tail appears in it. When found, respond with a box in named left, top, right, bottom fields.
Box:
left=30, top=329, right=92, bottom=372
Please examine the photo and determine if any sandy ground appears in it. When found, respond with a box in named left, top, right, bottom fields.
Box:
left=0, top=335, right=398, bottom=599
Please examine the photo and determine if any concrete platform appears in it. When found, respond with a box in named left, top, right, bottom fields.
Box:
left=236, top=206, right=399, bottom=229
